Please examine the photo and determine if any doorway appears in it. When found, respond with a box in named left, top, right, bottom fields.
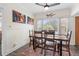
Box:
left=0, top=8, right=2, bottom=56
left=75, top=16, right=79, bottom=46
left=0, top=21, right=2, bottom=55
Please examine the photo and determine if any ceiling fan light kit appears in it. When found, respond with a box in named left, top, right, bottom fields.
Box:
left=44, top=6, right=49, bottom=10
left=44, top=3, right=49, bottom=10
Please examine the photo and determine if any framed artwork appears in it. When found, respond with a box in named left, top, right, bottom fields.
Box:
left=27, top=16, right=34, bottom=25
left=12, top=10, right=26, bottom=24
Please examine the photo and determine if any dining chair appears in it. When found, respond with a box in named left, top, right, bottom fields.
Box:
left=33, top=31, right=44, bottom=53
left=29, top=30, right=34, bottom=47
left=44, top=30, right=57, bottom=56
left=57, top=31, right=72, bottom=56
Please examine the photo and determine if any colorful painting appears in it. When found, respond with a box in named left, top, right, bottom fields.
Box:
left=27, top=16, right=34, bottom=25
left=12, top=10, right=26, bottom=24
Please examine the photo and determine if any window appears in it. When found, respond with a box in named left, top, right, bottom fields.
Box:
left=36, top=17, right=68, bottom=35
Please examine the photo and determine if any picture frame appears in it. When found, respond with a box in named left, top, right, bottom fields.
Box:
left=27, top=16, right=34, bottom=25
left=12, top=10, right=26, bottom=24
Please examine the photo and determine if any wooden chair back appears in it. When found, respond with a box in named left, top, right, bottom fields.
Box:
left=67, top=31, right=72, bottom=45
left=44, top=30, right=55, bottom=39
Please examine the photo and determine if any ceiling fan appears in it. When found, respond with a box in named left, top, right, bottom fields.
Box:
left=35, top=3, right=60, bottom=10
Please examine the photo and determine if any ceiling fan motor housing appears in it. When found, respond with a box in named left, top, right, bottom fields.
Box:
left=44, top=3, right=49, bottom=8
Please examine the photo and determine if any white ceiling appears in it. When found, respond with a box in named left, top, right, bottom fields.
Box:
left=20, top=3, right=74, bottom=14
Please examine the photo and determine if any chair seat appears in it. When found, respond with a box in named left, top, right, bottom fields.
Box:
left=46, top=41, right=56, bottom=46
left=36, top=40, right=44, bottom=44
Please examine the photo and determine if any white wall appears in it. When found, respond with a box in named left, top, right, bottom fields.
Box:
left=0, top=6, right=3, bottom=31
left=68, top=17, right=75, bottom=45
left=0, top=12, right=2, bottom=31
left=71, top=3, right=79, bottom=16
left=1, top=4, right=33, bottom=55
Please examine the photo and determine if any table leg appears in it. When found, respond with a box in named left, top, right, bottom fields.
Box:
left=33, top=38, right=34, bottom=50
left=59, top=40, right=62, bottom=56
left=33, top=38, right=36, bottom=51
left=29, top=37, right=31, bottom=47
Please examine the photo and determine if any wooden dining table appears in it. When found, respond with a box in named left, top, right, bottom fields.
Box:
left=43, top=34, right=68, bottom=56
left=33, top=31, right=68, bottom=56
left=54, top=35, right=68, bottom=56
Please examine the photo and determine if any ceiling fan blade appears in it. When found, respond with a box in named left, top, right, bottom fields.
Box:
left=35, top=3, right=44, bottom=7
left=49, top=3, right=60, bottom=7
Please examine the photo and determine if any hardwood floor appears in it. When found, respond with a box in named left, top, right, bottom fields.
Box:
left=0, top=41, right=1, bottom=56
left=0, top=31, right=2, bottom=56
left=0, top=35, right=1, bottom=56
left=7, top=44, right=79, bottom=56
